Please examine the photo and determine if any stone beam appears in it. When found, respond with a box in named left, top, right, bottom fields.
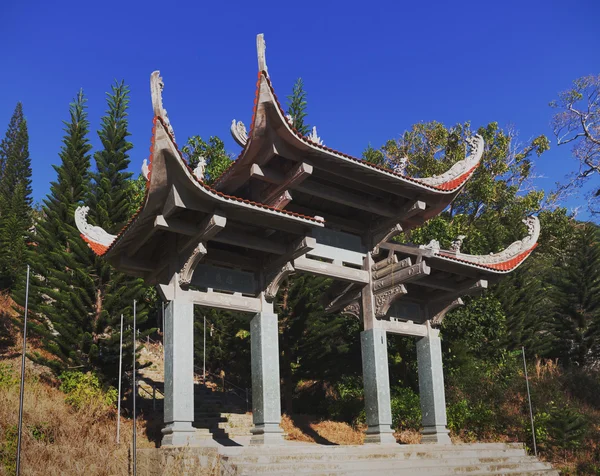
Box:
left=214, top=229, right=287, bottom=255
left=294, top=256, right=370, bottom=283
left=379, top=319, right=428, bottom=337
left=187, top=289, right=261, bottom=313
left=295, top=181, right=399, bottom=218
left=261, top=162, right=313, bottom=206
left=372, top=261, right=431, bottom=292
left=179, top=213, right=227, bottom=254
left=372, top=257, right=412, bottom=280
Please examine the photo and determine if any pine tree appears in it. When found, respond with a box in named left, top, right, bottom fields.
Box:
left=286, top=78, right=310, bottom=136
left=87, top=80, right=152, bottom=383
left=549, top=223, right=600, bottom=367
left=14, top=91, right=96, bottom=373
left=0, top=102, right=32, bottom=290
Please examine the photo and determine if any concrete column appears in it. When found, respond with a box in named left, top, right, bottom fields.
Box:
left=250, top=311, right=284, bottom=445
left=161, top=298, right=196, bottom=446
left=416, top=323, right=451, bottom=444
left=361, top=328, right=396, bottom=444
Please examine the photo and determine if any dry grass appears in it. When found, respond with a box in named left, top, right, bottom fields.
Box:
left=281, top=414, right=365, bottom=445
left=0, top=356, right=153, bottom=475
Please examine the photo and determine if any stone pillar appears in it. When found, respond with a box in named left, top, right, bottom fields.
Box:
left=250, top=311, right=284, bottom=445
left=161, top=298, right=196, bottom=446
left=361, top=328, right=396, bottom=444
left=416, top=323, right=451, bottom=444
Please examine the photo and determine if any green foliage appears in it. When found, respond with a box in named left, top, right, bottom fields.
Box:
left=181, top=135, right=232, bottom=185
left=0, top=424, right=17, bottom=474
left=549, top=223, right=600, bottom=367
left=390, top=386, right=421, bottom=431
left=0, top=363, right=18, bottom=388
left=362, top=144, right=386, bottom=167
left=0, top=102, right=32, bottom=290
left=547, top=405, right=588, bottom=452
left=59, top=371, right=117, bottom=410
left=326, top=377, right=365, bottom=424
left=286, top=78, right=310, bottom=136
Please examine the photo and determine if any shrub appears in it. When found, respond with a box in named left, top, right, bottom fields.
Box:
left=0, top=424, right=17, bottom=474
left=390, top=386, right=421, bottom=431
left=58, top=371, right=117, bottom=411
left=0, top=363, right=18, bottom=389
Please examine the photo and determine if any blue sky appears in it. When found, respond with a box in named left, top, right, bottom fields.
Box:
left=1, top=0, right=598, bottom=218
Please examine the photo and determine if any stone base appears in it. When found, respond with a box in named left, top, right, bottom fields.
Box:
left=421, top=425, right=452, bottom=444
left=364, top=425, right=396, bottom=444
left=250, top=423, right=285, bottom=445
left=161, top=422, right=196, bottom=446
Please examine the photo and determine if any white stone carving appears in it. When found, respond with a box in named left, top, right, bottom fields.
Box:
left=74, top=206, right=116, bottom=247
left=449, top=235, right=466, bottom=253
left=264, top=262, right=295, bottom=302
left=286, top=114, right=294, bottom=126
left=179, top=243, right=207, bottom=287
left=374, top=283, right=407, bottom=318
left=150, top=71, right=176, bottom=142
left=142, top=159, right=150, bottom=181
left=392, top=157, right=408, bottom=175
left=445, top=216, right=540, bottom=266
left=307, top=126, right=323, bottom=145
left=418, top=134, right=484, bottom=188
left=257, top=33, right=268, bottom=76
left=341, top=301, right=361, bottom=320
left=230, top=119, right=248, bottom=147
left=193, top=156, right=207, bottom=182
left=420, top=239, right=441, bottom=252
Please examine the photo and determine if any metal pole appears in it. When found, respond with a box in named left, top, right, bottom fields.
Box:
left=522, top=346, right=537, bottom=457
left=132, top=300, right=137, bottom=476
left=16, top=265, right=30, bottom=476
left=203, top=315, right=206, bottom=383
left=117, top=314, right=124, bottom=444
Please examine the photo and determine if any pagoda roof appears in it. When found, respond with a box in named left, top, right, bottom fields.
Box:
left=209, top=34, right=485, bottom=234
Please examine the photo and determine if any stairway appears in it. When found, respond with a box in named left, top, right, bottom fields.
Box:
left=136, top=342, right=253, bottom=440
left=219, top=443, right=558, bottom=475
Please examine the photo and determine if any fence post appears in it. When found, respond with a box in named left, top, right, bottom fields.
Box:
left=522, top=346, right=537, bottom=457
left=153, top=386, right=156, bottom=411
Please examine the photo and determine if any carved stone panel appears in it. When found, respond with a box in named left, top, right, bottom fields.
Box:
left=191, top=264, right=257, bottom=295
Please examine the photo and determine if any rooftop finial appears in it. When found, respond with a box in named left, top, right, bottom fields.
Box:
left=150, top=71, right=176, bottom=142
left=257, top=33, right=268, bottom=76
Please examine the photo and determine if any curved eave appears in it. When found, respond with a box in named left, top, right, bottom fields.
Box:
left=213, top=71, right=483, bottom=197
left=429, top=217, right=540, bottom=274
left=82, top=116, right=324, bottom=258
left=432, top=244, right=538, bottom=274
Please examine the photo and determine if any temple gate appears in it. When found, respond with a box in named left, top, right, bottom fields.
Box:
left=75, top=34, right=539, bottom=447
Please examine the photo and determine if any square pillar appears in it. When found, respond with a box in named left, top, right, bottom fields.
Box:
left=417, top=324, right=451, bottom=444
left=161, top=298, right=196, bottom=446
left=250, top=311, right=284, bottom=445
left=361, top=328, right=396, bottom=444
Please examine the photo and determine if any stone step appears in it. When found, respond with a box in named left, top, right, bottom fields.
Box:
left=230, top=457, right=554, bottom=475
left=225, top=447, right=529, bottom=464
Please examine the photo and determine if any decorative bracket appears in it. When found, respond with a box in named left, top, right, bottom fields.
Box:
left=429, top=298, right=464, bottom=327
left=179, top=242, right=207, bottom=288
left=341, top=300, right=361, bottom=320
left=374, top=283, right=407, bottom=318
left=264, top=262, right=295, bottom=302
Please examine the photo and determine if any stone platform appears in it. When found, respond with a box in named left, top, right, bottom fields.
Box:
left=137, top=441, right=558, bottom=475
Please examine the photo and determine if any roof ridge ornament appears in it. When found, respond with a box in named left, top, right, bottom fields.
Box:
left=257, top=33, right=268, bottom=76
left=438, top=216, right=540, bottom=268
left=392, top=157, right=408, bottom=175
left=142, top=158, right=150, bottom=181
left=193, top=156, right=207, bottom=181
left=417, top=134, right=484, bottom=187
left=307, top=126, right=323, bottom=145
left=150, top=71, right=176, bottom=143
left=74, top=206, right=117, bottom=247
left=230, top=119, right=248, bottom=147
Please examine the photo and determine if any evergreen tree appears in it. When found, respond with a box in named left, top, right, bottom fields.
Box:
left=15, top=91, right=96, bottom=373
left=87, top=80, right=152, bottom=383
left=549, top=223, right=600, bottom=367
left=286, top=78, right=310, bottom=136
left=362, top=144, right=386, bottom=167
left=0, top=102, right=32, bottom=290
